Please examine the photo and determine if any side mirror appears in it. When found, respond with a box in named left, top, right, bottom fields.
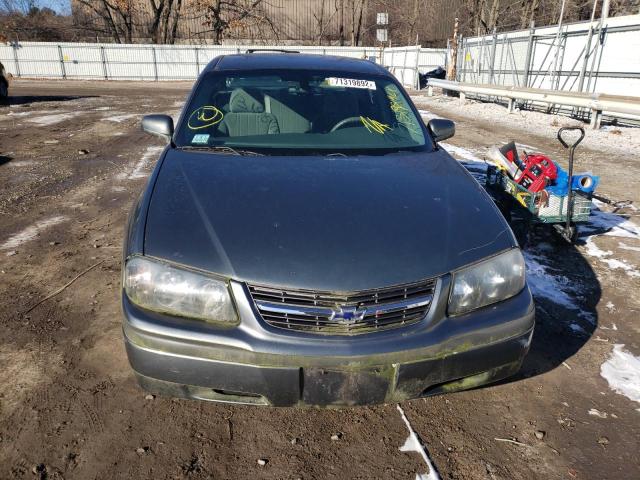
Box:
left=428, top=119, right=455, bottom=143
left=142, top=114, right=174, bottom=142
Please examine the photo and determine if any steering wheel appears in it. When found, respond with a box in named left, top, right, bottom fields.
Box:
left=330, top=116, right=362, bottom=132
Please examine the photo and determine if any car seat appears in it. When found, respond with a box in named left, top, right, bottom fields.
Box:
left=218, top=88, right=280, bottom=137
left=264, top=93, right=311, bottom=134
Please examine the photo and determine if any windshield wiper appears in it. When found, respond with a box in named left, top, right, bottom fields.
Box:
left=178, top=145, right=263, bottom=156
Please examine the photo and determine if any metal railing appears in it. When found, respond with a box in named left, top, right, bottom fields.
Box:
left=428, top=79, right=640, bottom=128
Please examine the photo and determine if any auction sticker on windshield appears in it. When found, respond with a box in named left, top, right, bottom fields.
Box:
left=327, top=77, right=377, bottom=90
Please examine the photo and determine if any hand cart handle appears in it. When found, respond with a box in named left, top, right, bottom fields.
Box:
left=557, top=126, right=585, bottom=243
left=557, top=126, right=585, bottom=149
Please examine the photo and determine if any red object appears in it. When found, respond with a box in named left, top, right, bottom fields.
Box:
left=516, top=153, right=558, bottom=192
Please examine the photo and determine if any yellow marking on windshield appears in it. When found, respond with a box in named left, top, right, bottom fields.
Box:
left=187, top=106, right=224, bottom=130
left=385, top=88, right=420, bottom=134
left=360, top=116, right=391, bottom=134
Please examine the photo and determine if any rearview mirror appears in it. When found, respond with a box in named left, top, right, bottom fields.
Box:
left=427, top=119, right=455, bottom=143
left=142, top=114, right=174, bottom=142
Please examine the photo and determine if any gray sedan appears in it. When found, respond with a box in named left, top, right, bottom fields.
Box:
left=122, top=52, right=534, bottom=406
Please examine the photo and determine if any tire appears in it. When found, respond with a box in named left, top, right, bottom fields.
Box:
left=0, top=80, right=8, bottom=100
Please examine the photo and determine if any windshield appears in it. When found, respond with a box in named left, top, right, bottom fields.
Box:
left=174, top=69, right=432, bottom=155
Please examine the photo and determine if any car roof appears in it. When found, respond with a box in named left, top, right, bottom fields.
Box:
left=205, top=53, right=390, bottom=77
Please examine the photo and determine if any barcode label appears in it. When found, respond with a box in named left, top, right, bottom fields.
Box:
left=327, top=77, right=377, bottom=90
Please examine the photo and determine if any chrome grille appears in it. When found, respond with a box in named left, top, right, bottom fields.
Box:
left=247, top=278, right=436, bottom=335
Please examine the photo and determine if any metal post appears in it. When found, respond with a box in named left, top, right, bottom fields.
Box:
left=152, top=47, right=158, bottom=81
left=555, top=29, right=567, bottom=90
left=586, top=0, right=610, bottom=93
left=497, top=35, right=506, bottom=85
left=12, top=41, right=21, bottom=78
left=522, top=21, right=535, bottom=87
left=489, top=28, right=497, bottom=84
left=551, top=0, right=567, bottom=89
left=100, top=46, right=108, bottom=80
left=402, top=47, right=409, bottom=87
left=445, top=38, right=450, bottom=71
left=577, top=0, right=598, bottom=92
left=478, top=36, right=484, bottom=81
left=57, top=45, right=67, bottom=79
left=414, top=46, right=420, bottom=89
left=590, top=108, right=602, bottom=129
left=195, top=47, right=200, bottom=76
left=459, top=35, right=466, bottom=82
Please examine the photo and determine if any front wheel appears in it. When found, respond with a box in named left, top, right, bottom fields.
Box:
left=0, top=80, right=8, bottom=100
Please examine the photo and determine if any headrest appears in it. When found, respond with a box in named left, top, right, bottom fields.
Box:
left=229, top=89, right=264, bottom=113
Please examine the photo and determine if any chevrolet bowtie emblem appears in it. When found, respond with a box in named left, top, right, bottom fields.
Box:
left=330, top=305, right=367, bottom=325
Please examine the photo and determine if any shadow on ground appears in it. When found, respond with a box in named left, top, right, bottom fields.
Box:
left=457, top=160, right=633, bottom=388
left=2, top=95, right=96, bottom=106
left=0, top=155, right=12, bottom=166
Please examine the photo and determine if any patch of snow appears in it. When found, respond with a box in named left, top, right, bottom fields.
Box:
left=515, top=142, right=540, bottom=152
left=104, top=113, right=138, bottom=123
left=94, top=106, right=112, bottom=111
left=600, top=344, right=640, bottom=404
left=418, top=109, right=440, bottom=121
left=588, top=408, right=607, bottom=418
left=569, top=323, right=588, bottom=335
left=524, top=251, right=582, bottom=312
left=117, top=146, right=164, bottom=180
left=584, top=237, right=640, bottom=278
left=588, top=408, right=608, bottom=418
left=8, top=160, right=36, bottom=168
left=1, top=216, right=67, bottom=250
left=6, top=111, right=33, bottom=118
left=578, top=201, right=640, bottom=277
left=411, top=95, right=640, bottom=158
left=26, top=112, right=79, bottom=126
left=397, top=405, right=440, bottom=480
left=439, top=142, right=485, bottom=164
left=619, top=242, right=640, bottom=253
left=581, top=200, right=640, bottom=239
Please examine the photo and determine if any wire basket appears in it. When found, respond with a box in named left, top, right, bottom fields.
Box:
left=486, top=166, right=592, bottom=223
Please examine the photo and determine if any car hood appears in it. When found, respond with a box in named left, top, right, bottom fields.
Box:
left=144, top=148, right=515, bottom=291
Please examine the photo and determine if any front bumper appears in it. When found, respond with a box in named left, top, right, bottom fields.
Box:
left=123, top=277, right=535, bottom=406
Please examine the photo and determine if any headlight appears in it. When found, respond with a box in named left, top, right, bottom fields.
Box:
left=448, top=249, right=525, bottom=316
left=124, top=256, right=237, bottom=325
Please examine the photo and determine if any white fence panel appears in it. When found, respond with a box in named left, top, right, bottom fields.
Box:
left=0, top=44, right=17, bottom=75
left=155, top=47, right=199, bottom=80
left=0, top=41, right=447, bottom=88
left=459, top=14, right=640, bottom=96
left=15, top=43, right=61, bottom=78
left=60, top=45, right=104, bottom=79
left=104, top=46, right=156, bottom=80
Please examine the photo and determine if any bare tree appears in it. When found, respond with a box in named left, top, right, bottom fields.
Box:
left=191, top=0, right=278, bottom=44
left=0, top=1, right=78, bottom=41
left=312, top=0, right=339, bottom=45
left=74, top=0, right=135, bottom=43
left=520, top=0, right=541, bottom=28
left=148, top=0, right=182, bottom=44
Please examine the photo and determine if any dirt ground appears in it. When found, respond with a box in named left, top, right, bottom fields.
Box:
left=1, top=80, right=639, bottom=480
